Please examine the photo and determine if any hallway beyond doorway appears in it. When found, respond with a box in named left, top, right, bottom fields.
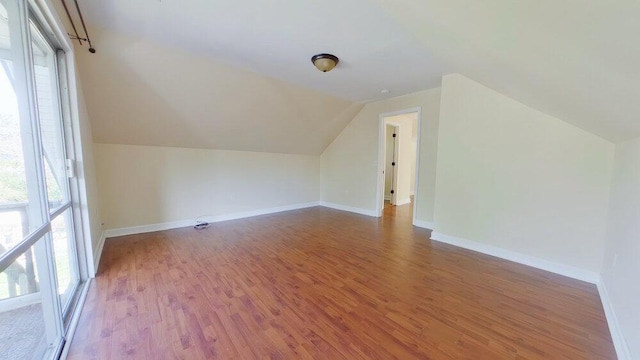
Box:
left=383, top=196, right=414, bottom=223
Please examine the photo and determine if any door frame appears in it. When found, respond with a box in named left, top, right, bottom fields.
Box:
left=376, top=107, right=422, bottom=224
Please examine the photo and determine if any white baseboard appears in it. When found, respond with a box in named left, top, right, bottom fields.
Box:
left=396, top=197, right=412, bottom=206
left=384, top=195, right=391, bottom=201
left=413, top=219, right=435, bottom=230
left=105, top=219, right=193, bottom=238
left=103, top=202, right=321, bottom=238
left=597, top=281, right=632, bottom=360
left=429, top=232, right=600, bottom=284
left=319, top=201, right=378, bottom=217
left=91, top=231, right=106, bottom=277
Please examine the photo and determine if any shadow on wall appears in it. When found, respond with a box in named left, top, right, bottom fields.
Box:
left=76, top=31, right=206, bottom=148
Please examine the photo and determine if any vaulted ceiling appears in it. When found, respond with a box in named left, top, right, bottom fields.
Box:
left=79, top=0, right=446, bottom=103
left=74, top=30, right=364, bottom=155
left=371, top=0, right=640, bottom=142
left=75, top=0, right=640, bottom=150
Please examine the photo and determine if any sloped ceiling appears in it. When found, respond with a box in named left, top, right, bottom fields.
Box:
left=79, top=0, right=446, bottom=102
left=75, top=30, right=363, bottom=155
left=370, top=0, right=640, bottom=142
left=74, top=0, right=640, bottom=150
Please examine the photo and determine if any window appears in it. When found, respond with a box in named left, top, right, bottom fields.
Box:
left=0, top=0, right=84, bottom=358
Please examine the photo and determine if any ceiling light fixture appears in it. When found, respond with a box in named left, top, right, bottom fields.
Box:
left=311, top=53, right=339, bottom=72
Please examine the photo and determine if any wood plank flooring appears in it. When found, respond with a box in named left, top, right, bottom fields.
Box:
left=67, top=204, right=616, bottom=359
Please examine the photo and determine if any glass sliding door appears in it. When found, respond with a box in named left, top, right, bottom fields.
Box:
left=0, top=0, right=84, bottom=358
left=0, top=0, right=58, bottom=357
left=30, top=19, right=79, bottom=315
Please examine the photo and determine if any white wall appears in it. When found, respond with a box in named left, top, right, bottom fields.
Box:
left=94, top=144, right=320, bottom=230
left=433, top=74, right=613, bottom=274
left=410, top=140, right=417, bottom=196
left=320, top=88, right=440, bottom=224
left=601, top=137, right=640, bottom=359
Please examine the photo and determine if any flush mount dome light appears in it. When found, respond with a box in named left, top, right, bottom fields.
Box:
left=311, top=53, right=339, bottom=72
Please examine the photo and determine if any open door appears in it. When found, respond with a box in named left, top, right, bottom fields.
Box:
left=384, top=124, right=400, bottom=205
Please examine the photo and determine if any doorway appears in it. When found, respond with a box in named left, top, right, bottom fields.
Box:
left=377, top=108, right=421, bottom=223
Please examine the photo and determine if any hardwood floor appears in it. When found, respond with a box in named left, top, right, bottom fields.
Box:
left=67, top=205, right=616, bottom=359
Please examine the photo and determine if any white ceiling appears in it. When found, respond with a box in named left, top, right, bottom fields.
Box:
left=80, top=0, right=448, bottom=103
left=79, top=0, right=640, bottom=142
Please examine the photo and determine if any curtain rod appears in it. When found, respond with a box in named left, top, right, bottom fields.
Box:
left=61, top=0, right=95, bottom=53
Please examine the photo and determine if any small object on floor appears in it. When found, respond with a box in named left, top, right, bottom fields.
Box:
left=194, top=221, right=210, bottom=230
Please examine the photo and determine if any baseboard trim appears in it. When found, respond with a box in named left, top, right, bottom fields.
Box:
left=413, top=219, right=435, bottom=230
left=396, top=197, right=412, bottom=206
left=597, top=281, right=632, bottom=360
left=319, top=202, right=378, bottom=217
left=91, top=231, right=106, bottom=277
left=103, top=202, right=321, bottom=238
left=384, top=195, right=391, bottom=201
left=429, top=232, right=599, bottom=284
left=105, top=219, right=194, bottom=238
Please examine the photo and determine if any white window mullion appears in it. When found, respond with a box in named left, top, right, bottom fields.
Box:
left=33, top=233, right=64, bottom=353
left=49, top=200, right=71, bottom=219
